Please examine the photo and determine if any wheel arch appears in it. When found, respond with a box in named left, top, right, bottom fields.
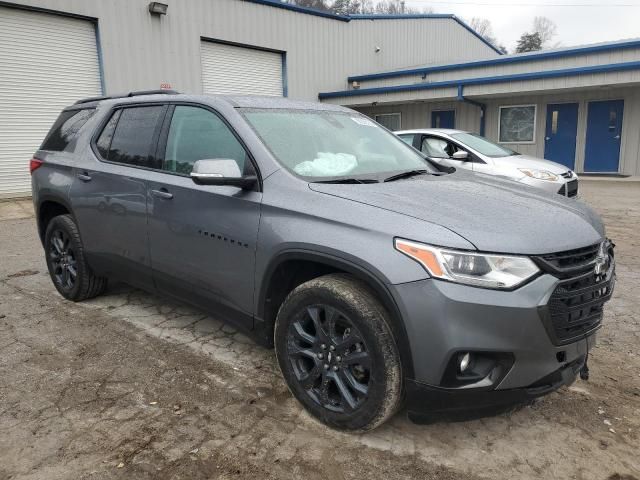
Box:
left=36, top=195, right=75, bottom=245
left=257, top=249, right=415, bottom=379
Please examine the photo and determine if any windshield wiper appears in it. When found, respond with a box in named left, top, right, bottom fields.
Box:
left=383, top=169, right=432, bottom=182
left=313, top=178, right=379, bottom=184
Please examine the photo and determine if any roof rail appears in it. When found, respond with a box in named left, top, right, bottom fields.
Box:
left=74, top=89, right=180, bottom=105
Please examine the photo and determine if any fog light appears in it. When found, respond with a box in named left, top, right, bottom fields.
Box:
left=459, top=352, right=471, bottom=372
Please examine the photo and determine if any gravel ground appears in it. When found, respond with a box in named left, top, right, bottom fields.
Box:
left=0, top=181, right=638, bottom=480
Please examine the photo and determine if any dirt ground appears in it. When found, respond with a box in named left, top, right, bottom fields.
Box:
left=0, top=180, right=638, bottom=480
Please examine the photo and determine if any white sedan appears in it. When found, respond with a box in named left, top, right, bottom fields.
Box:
left=395, top=129, right=579, bottom=197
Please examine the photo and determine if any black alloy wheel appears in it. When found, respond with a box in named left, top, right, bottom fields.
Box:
left=48, top=228, right=77, bottom=291
left=287, top=304, right=371, bottom=413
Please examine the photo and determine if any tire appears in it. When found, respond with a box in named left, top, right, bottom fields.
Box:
left=44, top=214, right=107, bottom=302
left=274, top=273, right=402, bottom=431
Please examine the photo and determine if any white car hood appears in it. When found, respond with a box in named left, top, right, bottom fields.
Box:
left=493, top=154, right=571, bottom=174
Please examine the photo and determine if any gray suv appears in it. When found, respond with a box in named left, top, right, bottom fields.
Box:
left=31, top=92, right=615, bottom=431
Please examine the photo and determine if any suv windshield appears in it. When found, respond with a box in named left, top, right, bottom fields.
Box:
left=242, top=109, right=435, bottom=180
left=450, top=132, right=519, bottom=158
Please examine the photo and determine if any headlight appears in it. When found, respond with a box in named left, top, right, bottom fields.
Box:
left=395, top=239, right=540, bottom=289
left=518, top=168, right=558, bottom=181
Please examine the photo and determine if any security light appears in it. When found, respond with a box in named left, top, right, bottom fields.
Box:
left=148, top=2, right=168, bottom=15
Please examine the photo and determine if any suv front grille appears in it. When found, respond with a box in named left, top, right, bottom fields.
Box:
left=535, top=241, right=615, bottom=345
left=546, top=270, right=614, bottom=344
left=536, top=243, right=600, bottom=278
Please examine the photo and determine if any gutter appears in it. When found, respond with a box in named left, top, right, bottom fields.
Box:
left=457, top=86, right=485, bottom=136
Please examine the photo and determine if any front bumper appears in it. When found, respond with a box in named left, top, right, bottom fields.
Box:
left=405, top=354, right=586, bottom=421
left=391, top=270, right=604, bottom=416
left=519, top=173, right=579, bottom=198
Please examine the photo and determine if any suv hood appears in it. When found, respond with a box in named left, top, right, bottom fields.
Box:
left=309, top=171, right=603, bottom=254
left=494, top=154, right=572, bottom=174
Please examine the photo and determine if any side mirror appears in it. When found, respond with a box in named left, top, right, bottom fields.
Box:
left=452, top=151, right=469, bottom=161
left=190, top=159, right=257, bottom=189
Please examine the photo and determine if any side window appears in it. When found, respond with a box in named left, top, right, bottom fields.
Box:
left=163, top=106, right=248, bottom=175
left=421, top=136, right=451, bottom=158
left=96, top=106, right=164, bottom=168
left=41, top=108, right=96, bottom=152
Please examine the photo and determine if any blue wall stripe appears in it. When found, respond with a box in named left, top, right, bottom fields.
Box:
left=348, top=39, right=640, bottom=82
left=319, top=60, right=640, bottom=99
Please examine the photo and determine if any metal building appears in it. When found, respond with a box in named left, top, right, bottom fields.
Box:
left=0, top=0, right=638, bottom=198
left=321, top=40, right=640, bottom=176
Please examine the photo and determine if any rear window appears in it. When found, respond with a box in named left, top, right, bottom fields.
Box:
left=41, top=108, right=95, bottom=152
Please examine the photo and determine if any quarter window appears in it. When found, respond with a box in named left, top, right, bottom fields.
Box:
left=97, top=106, right=164, bottom=168
left=41, top=109, right=95, bottom=152
left=163, top=106, right=248, bottom=175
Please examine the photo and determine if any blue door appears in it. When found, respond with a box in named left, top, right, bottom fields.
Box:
left=431, top=110, right=455, bottom=129
left=544, top=103, right=578, bottom=169
left=584, top=100, right=624, bottom=172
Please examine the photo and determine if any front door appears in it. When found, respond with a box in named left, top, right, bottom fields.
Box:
left=544, top=103, right=578, bottom=169
left=146, top=104, right=262, bottom=329
left=584, top=100, right=624, bottom=173
left=431, top=110, right=455, bottom=129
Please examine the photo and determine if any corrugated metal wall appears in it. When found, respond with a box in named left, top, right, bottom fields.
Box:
left=482, top=88, right=640, bottom=175
left=5, top=0, right=499, bottom=100
left=356, top=101, right=481, bottom=133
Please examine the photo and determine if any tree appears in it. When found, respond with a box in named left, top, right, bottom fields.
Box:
left=288, top=0, right=330, bottom=10
left=533, top=16, right=558, bottom=48
left=515, top=32, right=543, bottom=53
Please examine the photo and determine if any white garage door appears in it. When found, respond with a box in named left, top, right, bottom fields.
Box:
left=200, top=41, right=283, bottom=97
left=0, top=7, right=102, bottom=198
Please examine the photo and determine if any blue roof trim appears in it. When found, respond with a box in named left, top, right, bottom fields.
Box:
left=349, top=38, right=640, bottom=82
left=349, top=13, right=453, bottom=19
left=243, top=0, right=350, bottom=21
left=450, top=16, right=503, bottom=55
left=242, top=1, right=503, bottom=54
left=319, top=60, right=640, bottom=99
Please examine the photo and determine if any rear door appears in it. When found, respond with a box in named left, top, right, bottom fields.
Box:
left=145, top=104, right=262, bottom=329
left=69, top=104, right=167, bottom=289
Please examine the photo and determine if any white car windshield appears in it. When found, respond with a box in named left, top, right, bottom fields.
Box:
left=242, top=109, right=436, bottom=181
left=451, top=132, right=519, bottom=158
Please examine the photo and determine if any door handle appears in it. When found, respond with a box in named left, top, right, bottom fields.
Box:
left=76, top=172, right=92, bottom=182
left=614, top=135, right=621, bottom=140
left=545, top=137, right=551, bottom=141
left=151, top=188, right=173, bottom=200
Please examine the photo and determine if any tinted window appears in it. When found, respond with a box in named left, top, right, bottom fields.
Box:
left=163, top=106, right=248, bottom=175
left=100, top=106, right=164, bottom=167
left=96, top=109, right=121, bottom=159
left=41, top=109, right=95, bottom=152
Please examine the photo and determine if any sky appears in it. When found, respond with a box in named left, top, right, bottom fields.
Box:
left=403, top=0, right=640, bottom=53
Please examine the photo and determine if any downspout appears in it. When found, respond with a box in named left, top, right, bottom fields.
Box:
left=457, top=85, right=486, bottom=136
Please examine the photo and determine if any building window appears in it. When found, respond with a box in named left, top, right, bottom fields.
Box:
left=498, top=105, right=536, bottom=143
left=375, top=113, right=401, bottom=131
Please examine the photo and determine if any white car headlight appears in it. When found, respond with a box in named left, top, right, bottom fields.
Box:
left=395, top=239, right=540, bottom=289
left=518, top=168, right=559, bottom=181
